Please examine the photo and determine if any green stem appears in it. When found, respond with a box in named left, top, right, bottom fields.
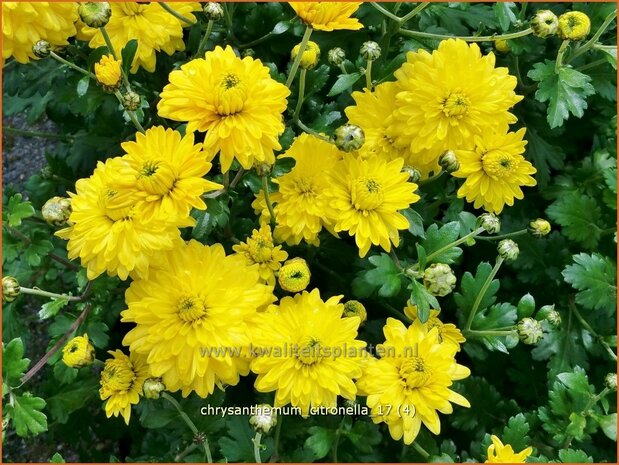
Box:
left=114, top=90, right=145, bottom=133
left=365, top=59, right=373, bottom=89
left=253, top=432, right=263, bottom=463
left=382, top=302, right=409, bottom=322
left=49, top=51, right=94, bottom=78
left=563, top=386, right=611, bottom=448
left=555, top=40, right=570, bottom=71
left=19, top=286, right=81, bottom=302
left=465, top=329, right=516, bottom=337
left=159, top=2, right=196, bottom=26
left=161, top=393, right=213, bottom=463
left=271, top=416, right=283, bottom=462
left=239, top=31, right=274, bottom=49
left=398, top=2, right=430, bottom=25
left=477, top=229, right=527, bottom=241
left=262, top=176, right=277, bottom=229
left=570, top=298, right=617, bottom=361
left=465, top=256, right=504, bottom=331
left=576, top=57, right=610, bottom=72
left=425, top=227, right=485, bottom=264
left=338, top=63, right=348, bottom=75
left=196, top=20, right=214, bottom=57
left=3, top=126, right=71, bottom=141
left=370, top=2, right=401, bottom=22
left=99, top=26, right=118, bottom=60
left=569, top=10, right=618, bottom=62
left=418, top=171, right=445, bottom=185
left=295, top=120, right=331, bottom=142
left=285, top=26, right=313, bottom=88
left=412, top=442, right=430, bottom=459
left=399, top=26, right=533, bottom=42
left=331, top=416, right=347, bottom=462
left=293, top=69, right=307, bottom=123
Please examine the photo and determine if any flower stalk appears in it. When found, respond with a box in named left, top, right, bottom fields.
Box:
left=464, top=256, right=504, bottom=331
left=196, top=20, right=215, bottom=57
left=292, top=69, right=307, bottom=122
left=286, top=26, right=313, bottom=87
left=252, top=432, right=263, bottom=463
left=399, top=27, right=533, bottom=42
left=159, top=2, right=196, bottom=26
left=262, top=175, right=277, bottom=229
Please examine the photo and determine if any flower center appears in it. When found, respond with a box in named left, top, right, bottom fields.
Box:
left=101, top=358, right=136, bottom=392
left=102, top=189, right=134, bottom=222
left=177, top=296, right=208, bottom=322
left=248, top=238, right=273, bottom=263
left=297, top=337, right=323, bottom=365
left=441, top=92, right=470, bottom=118
left=482, top=150, right=517, bottom=179
left=136, top=160, right=176, bottom=196
left=215, top=72, right=246, bottom=116
left=351, top=177, right=384, bottom=211
left=294, top=178, right=317, bottom=197
left=400, top=355, right=432, bottom=389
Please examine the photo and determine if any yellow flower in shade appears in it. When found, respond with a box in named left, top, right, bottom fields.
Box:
left=251, top=289, right=366, bottom=415
left=62, top=334, right=95, bottom=368
left=158, top=45, right=290, bottom=172
left=404, top=303, right=465, bottom=350
left=356, top=318, right=471, bottom=445
left=99, top=350, right=150, bottom=425
left=343, top=300, right=367, bottom=325
left=79, top=2, right=201, bottom=72
left=346, top=81, right=441, bottom=179
left=452, top=128, right=536, bottom=214
left=233, top=224, right=289, bottom=286
left=289, top=2, right=363, bottom=31
left=291, top=40, right=321, bottom=69
left=94, top=55, right=122, bottom=91
left=278, top=257, right=311, bottom=293
left=389, top=39, right=522, bottom=155
left=486, top=435, right=533, bottom=463
left=2, top=2, right=77, bottom=64
left=55, top=157, right=183, bottom=280
left=253, top=134, right=341, bottom=246
left=327, top=155, right=420, bottom=257
left=121, top=240, right=274, bottom=398
left=116, top=126, right=222, bottom=223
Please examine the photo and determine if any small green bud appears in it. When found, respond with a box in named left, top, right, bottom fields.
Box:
left=536, top=304, right=561, bottom=327
left=423, top=263, right=457, bottom=297
left=2, top=276, right=20, bottom=303
left=33, top=40, right=51, bottom=59
left=241, top=48, right=255, bottom=58
left=78, top=2, right=112, bottom=28
left=334, top=124, right=365, bottom=152
left=122, top=91, right=141, bottom=111
left=438, top=150, right=460, bottom=173
left=40, top=166, right=54, bottom=180
left=494, top=39, right=511, bottom=54
left=328, top=47, right=346, bottom=66
left=477, top=213, right=501, bottom=234
left=517, top=317, right=544, bottom=345
left=360, top=41, right=381, bottom=61
left=517, top=293, right=536, bottom=319
left=203, top=2, right=224, bottom=21
left=255, top=163, right=272, bottom=177
left=530, top=10, right=559, bottom=38
left=604, top=373, right=617, bottom=391
left=249, top=404, right=278, bottom=434
left=498, top=239, right=519, bottom=261
left=343, top=300, right=367, bottom=325
left=528, top=218, right=551, bottom=237
left=403, top=166, right=422, bottom=183
left=143, top=378, right=166, bottom=399
left=42, top=196, right=72, bottom=227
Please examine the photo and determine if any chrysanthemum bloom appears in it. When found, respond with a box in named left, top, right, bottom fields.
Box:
left=253, top=134, right=341, bottom=245
left=389, top=39, right=523, bottom=155
left=403, top=303, right=465, bottom=350
left=485, top=435, right=533, bottom=463
left=327, top=155, right=420, bottom=257
left=452, top=128, right=536, bottom=214
left=100, top=350, right=150, bottom=424
left=78, top=2, right=201, bottom=72
left=62, top=334, right=96, bottom=368
left=56, top=157, right=183, bottom=280
left=116, top=126, right=222, bottom=223
left=233, top=224, right=288, bottom=286
left=94, top=55, right=122, bottom=92
left=346, top=82, right=441, bottom=179
left=122, top=240, right=274, bottom=398
left=289, top=2, right=363, bottom=31
left=251, top=289, right=366, bottom=415
left=357, top=318, right=470, bottom=444
left=158, top=46, right=290, bottom=172
left=2, top=2, right=77, bottom=64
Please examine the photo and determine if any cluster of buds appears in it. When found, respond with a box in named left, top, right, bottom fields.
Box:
left=203, top=2, right=224, bottom=21
left=343, top=300, right=367, bottom=325
left=2, top=276, right=20, bottom=303
left=291, top=41, right=321, bottom=70
left=42, top=196, right=72, bottom=226
left=423, top=263, right=456, bottom=297
left=249, top=404, right=278, bottom=434
left=78, top=2, right=112, bottom=28
left=278, top=258, right=311, bottom=293
left=334, top=124, right=365, bottom=152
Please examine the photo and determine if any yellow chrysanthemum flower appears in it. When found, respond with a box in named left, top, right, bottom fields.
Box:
left=452, top=128, right=537, bottom=214
left=389, top=39, right=522, bottom=155
left=116, top=126, right=222, bottom=223
left=94, top=55, right=122, bottom=91
left=122, top=240, right=274, bottom=398
left=289, top=2, right=363, bottom=31
left=100, top=350, right=150, bottom=425
left=253, top=134, right=341, bottom=245
left=346, top=81, right=441, bottom=179
left=56, top=157, right=183, bottom=280
left=251, top=289, right=366, bottom=415
left=79, top=2, right=200, bottom=72
left=278, top=257, right=311, bottom=293
left=486, top=435, right=533, bottom=463
left=233, top=224, right=288, bottom=286
left=291, top=40, right=321, bottom=69
left=62, top=334, right=95, bottom=368
left=2, top=2, right=77, bottom=64
left=327, top=155, right=420, bottom=257
left=157, top=45, right=290, bottom=172
left=357, top=318, right=471, bottom=445
left=404, top=303, right=465, bottom=350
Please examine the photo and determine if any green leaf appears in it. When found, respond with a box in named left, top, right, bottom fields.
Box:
left=471, top=303, right=519, bottom=353
left=558, top=449, right=593, bottom=463
left=327, top=72, right=362, bottom=97
left=23, top=236, right=54, bottom=267
left=528, top=61, right=595, bottom=128
left=562, top=253, right=617, bottom=313
left=76, top=76, right=90, bottom=97
left=4, top=194, right=35, bottom=227
left=7, top=394, right=48, bottom=437
left=547, top=193, right=602, bottom=249
left=121, top=39, right=138, bottom=75
left=191, top=198, right=230, bottom=239
left=494, top=2, right=517, bottom=30
left=598, top=413, right=617, bottom=441
left=409, top=279, right=440, bottom=323
left=454, top=262, right=500, bottom=317
left=597, top=45, right=617, bottom=69
left=38, top=298, right=70, bottom=320
left=50, top=453, right=66, bottom=463
left=361, top=253, right=402, bottom=297
left=566, top=412, right=587, bottom=438
left=525, top=126, right=566, bottom=187
left=2, top=338, right=30, bottom=386
left=304, top=64, right=330, bottom=99
left=272, top=21, right=290, bottom=35
left=402, top=208, right=425, bottom=238
left=419, top=222, right=462, bottom=265
left=219, top=415, right=273, bottom=462
left=305, top=426, right=337, bottom=460
left=502, top=414, right=531, bottom=452
left=47, top=378, right=99, bottom=423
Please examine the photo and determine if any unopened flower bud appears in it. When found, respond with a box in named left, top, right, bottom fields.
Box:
left=78, top=2, right=112, bottom=28
left=291, top=41, right=321, bottom=70
left=33, top=40, right=51, bottom=59
left=438, top=150, right=460, bottom=173
left=494, top=39, right=511, bottom=54
left=558, top=11, right=591, bottom=41
left=203, top=2, right=224, bottom=21
left=536, top=304, right=561, bottom=327
left=94, top=55, right=122, bottom=93
left=328, top=47, right=346, bottom=66
left=498, top=239, right=519, bottom=261
left=477, top=213, right=501, bottom=234
left=122, top=91, right=141, bottom=111
left=604, top=373, right=617, bottom=391
left=517, top=293, right=536, bottom=319
left=528, top=218, right=551, bottom=237
left=334, top=124, right=365, bottom=152
left=403, top=166, right=422, bottom=183
left=62, top=334, right=95, bottom=368
left=360, top=41, right=381, bottom=61
left=423, top=263, right=457, bottom=297
left=278, top=258, right=310, bottom=293
left=193, top=432, right=207, bottom=445
left=143, top=378, right=166, bottom=399
left=241, top=48, right=255, bottom=58
left=2, top=276, right=20, bottom=303
left=249, top=404, right=278, bottom=434
left=40, top=166, right=54, bottom=179
left=343, top=300, right=367, bottom=325
left=530, top=10, right=559, bottom=38
left=255, top=163, right=272, bottom=177
left=517, top=317, right=544, bottom=345
left=42, top=196, right=72, bottom=226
